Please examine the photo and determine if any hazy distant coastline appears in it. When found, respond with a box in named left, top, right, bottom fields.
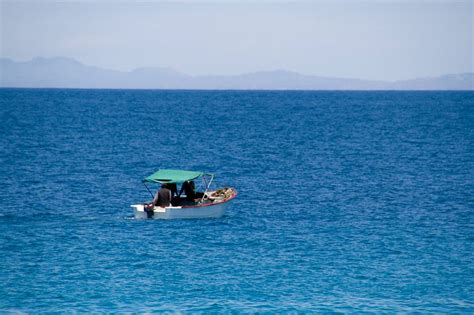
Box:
left=1, top=57, right=472, bottom=90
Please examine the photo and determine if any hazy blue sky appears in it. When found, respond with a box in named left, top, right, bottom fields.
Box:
left=1, top=0, right=472, bottom=80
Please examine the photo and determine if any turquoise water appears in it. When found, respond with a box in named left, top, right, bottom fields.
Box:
left=1, top=89, right=473, bottom=312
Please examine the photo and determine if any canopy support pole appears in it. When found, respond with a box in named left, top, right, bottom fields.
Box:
left=200, top=174, right=214, bottom=203
left=143, top=182, right=154, bottom=199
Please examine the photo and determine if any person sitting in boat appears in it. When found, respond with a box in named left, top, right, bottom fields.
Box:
left=166, top=183, right=178, bottom=198
left=183, top=180, right=206, bottom=201
left=179, top=180, right=205, bottom=202
left=146, top=183, right=172, bottom=208
left=166, top=183, right=179, bottom=206
left=180, top=180, right=196, bottom=201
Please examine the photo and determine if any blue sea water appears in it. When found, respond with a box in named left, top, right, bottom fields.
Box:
left=0, top=89, right=473, bottom=312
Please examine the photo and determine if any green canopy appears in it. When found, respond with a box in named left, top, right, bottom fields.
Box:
left=143, top=169, right=209, bottom=184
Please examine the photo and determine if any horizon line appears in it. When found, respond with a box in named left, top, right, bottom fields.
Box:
left=1, top=87, right=474, bottom=92
left=2, top=56, right=472, bottom=83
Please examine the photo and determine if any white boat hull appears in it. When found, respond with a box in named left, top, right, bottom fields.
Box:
left=131, top=202, right=227, bottom=219
left=131, top=187, right=237, bottom=219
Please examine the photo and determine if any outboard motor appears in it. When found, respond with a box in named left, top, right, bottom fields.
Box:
left=144, top=204, right=154, bottom=219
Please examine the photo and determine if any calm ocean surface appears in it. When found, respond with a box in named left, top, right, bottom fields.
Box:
left=0, top=89, right=473, bottom=312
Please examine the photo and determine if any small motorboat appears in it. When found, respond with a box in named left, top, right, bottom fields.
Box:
left=131, top=169, right=237, bottom=219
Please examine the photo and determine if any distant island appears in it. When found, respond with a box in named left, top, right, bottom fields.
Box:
left=1, top=57, right=472, bottom=90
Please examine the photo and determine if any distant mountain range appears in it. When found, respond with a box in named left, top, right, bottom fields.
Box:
left=1, top=57, right=472, bottom=90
